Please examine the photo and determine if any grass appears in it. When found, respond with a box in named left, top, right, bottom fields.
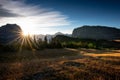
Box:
left=0, top=48, right=120, bottom=80
left=83, top=49, right=120, bottom=57
left=0, top=49, right=78, bottom=63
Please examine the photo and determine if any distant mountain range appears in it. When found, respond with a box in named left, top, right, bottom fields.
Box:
left=36, top=32, right=71, bottom=42
left=0, top=24, right=120, bottom=45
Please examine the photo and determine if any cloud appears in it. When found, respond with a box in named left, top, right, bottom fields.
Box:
left=0, top=5, right=20, bottom=17
left=0, top=0, right=70, bottom=34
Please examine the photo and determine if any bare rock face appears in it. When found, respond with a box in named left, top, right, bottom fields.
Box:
left=72, top=26, right=120, bottom=40
left=0, top=24, right=22, bottom=44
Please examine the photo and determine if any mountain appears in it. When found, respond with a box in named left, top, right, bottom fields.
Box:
left=54, top=32, right=64, bottom=36
left=72, top=25, right=120, bottom=40
left=0, top=24, right=22, bottom=45
left=55, top=32, right=72, bottom=37
left=36, top=32, right=71, bottom=42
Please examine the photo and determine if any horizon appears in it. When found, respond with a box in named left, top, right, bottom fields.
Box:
left=1, top=23, right=120, bottom=35
left=0, top=0, right=120, bottom=35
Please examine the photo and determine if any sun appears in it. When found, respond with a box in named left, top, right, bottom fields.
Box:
left=22, top=31, right=30, bottom=36
left=11, top=17, right=37, bottom=35
left=20, top=24, right=34, bottom=36
left=21, top=26, right=36, bottom=36
left=6, top=17, right=55, bottom=35
left=10, top=17, right=56, bottom=35
left=21, top=25, right=31, bottom=36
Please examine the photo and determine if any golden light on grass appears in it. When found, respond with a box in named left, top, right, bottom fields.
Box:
left=84, top=53, right=120, bottom=57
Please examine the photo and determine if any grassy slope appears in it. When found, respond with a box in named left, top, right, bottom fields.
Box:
left=0, top=49, right=120, bottom=80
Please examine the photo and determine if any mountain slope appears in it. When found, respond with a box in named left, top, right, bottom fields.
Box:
left=0, top=24, right=22, bottom=44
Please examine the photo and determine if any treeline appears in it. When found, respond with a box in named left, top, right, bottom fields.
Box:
left=0, top=35, right=120, bottom=52
left=54, top=35, right=120, bottom=50
left=0, top=35, right=63, bottom=52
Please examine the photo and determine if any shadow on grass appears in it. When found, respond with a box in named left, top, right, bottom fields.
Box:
left=0, top=48, right=79, bottom=63
left=22, top=60, right=120, bottom=80
left=0, top=49, right=120, bottom=80
left=22, top=67, right=69, bottom=80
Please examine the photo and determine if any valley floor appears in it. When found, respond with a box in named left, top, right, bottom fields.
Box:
left=0, top=48, right=120, bottom=80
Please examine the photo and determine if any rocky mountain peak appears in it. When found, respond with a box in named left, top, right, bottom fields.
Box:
left=0, top=24, right=22, bottom=44
left=72, top=25, right=120, bottom=40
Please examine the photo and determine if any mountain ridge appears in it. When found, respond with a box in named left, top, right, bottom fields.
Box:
left=72, top=25, right=120, bottom=40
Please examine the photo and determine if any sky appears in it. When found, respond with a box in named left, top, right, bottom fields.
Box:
left=0, top=0, right=120, bottom=34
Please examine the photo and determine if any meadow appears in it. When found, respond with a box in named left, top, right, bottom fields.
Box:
left=0, top=0, right=120, bottom=79
left=0, top=48, right=120, bottom=80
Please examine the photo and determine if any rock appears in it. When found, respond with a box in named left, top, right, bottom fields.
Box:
left=72, top=25, right=120, bottom=40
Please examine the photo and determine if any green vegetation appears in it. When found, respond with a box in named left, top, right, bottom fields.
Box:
left=54, top=35, right=120, bottom=49
left=0, top=35, right=120, bottom=52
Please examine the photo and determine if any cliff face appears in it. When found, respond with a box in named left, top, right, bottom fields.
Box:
left=72, top=26, right=120, bottom=40
left=0, top=24, right=22, bottom=44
